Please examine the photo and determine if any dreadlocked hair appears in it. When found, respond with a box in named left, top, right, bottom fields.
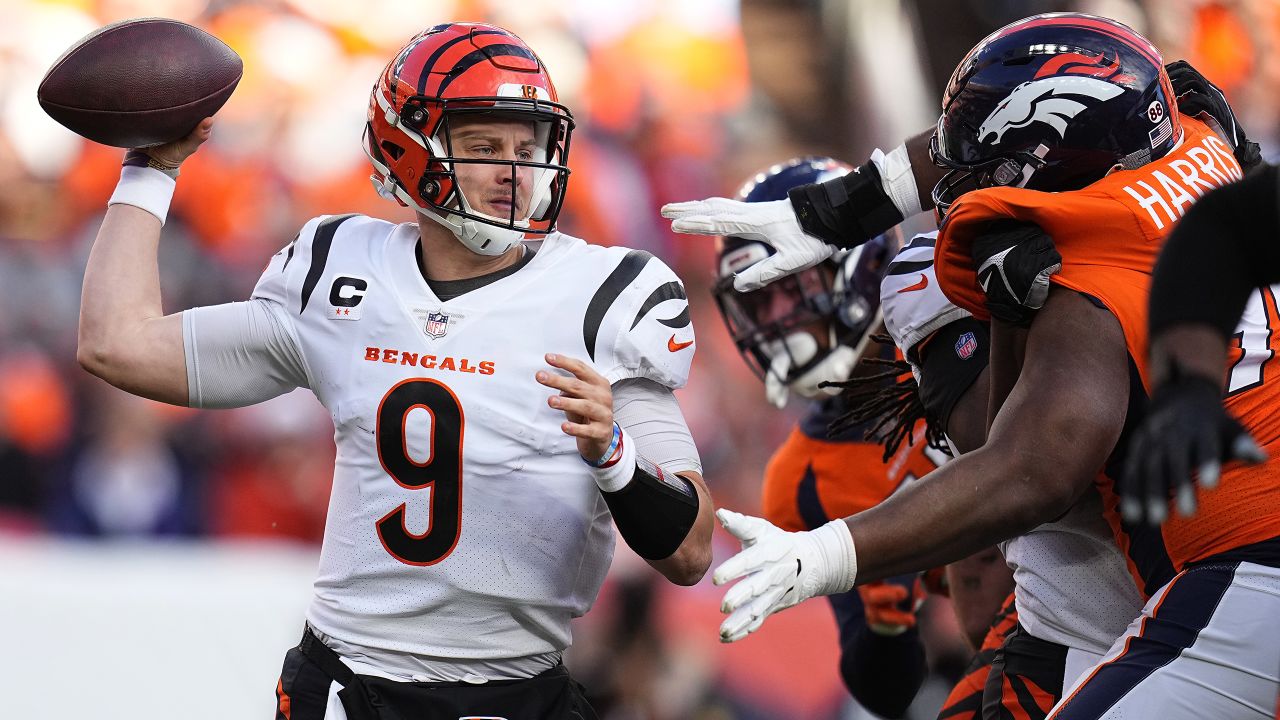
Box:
left=820, top=334, right=952, bottom=463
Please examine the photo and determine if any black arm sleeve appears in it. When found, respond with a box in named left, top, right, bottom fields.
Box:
left=788, top=161, right=905, bottom=249
left=829, top=576, right=927, bottom=718
left=1149, top=163, right=1280, bottom=339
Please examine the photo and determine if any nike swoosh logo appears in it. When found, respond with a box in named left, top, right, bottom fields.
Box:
left=897, top=274, right=929, bottom=293
left=978, top=247, right=1015, bottom=296
left=668, top=335, right=694, bottom=352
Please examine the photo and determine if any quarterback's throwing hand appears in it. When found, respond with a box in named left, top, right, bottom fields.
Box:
left=537, top=353, right=614, bottom=461
left=143, top=116, right=214, bottom=168
left=712, top=508, right=858, bottom=642
left=1122, top=370, right=1266, bottom=525
left=661, top=198, right=834, bottom=291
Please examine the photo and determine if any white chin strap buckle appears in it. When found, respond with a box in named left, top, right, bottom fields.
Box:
left=371, top=174, right=399, bottom=201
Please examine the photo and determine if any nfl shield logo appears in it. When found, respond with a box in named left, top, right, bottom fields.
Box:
left=425, top=311, right=449, bottom=339
left=955, top=331, right=978, bottom=360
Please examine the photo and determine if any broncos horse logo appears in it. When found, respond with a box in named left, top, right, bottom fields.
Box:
left=978, top=75, right=1124, bottom=146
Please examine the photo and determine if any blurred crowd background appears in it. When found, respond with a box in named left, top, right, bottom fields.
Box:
left=1, top=0, right=1278, bottom=718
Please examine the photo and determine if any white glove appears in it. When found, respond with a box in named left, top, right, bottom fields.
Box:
left=661, top=198, right=836, bottom=291
left=712, top=508, right=858, bottom=643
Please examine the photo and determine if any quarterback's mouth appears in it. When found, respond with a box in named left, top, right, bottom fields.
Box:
left=484, top=195, right=519, bottom=217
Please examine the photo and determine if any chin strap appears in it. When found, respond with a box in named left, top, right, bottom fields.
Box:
left=764, top=331, right=860, bottom=408
left=789, top=346, right=858, bottom=400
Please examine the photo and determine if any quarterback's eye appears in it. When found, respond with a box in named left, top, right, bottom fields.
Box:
left=516, top=149, right=535, bottom=161
left=468, top=144, right=497, bottom=157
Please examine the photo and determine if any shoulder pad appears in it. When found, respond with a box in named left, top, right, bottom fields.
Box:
left=251, top=214, right=361, bottom=312
left=880, top=232, right=971, bottom=357
left=583, top=249, right=694, bottom=389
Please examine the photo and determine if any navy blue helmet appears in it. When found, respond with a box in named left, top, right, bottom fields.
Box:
left=931, top=13, right=1182, bottom=213
left=713, top=157, right=900, bottom=398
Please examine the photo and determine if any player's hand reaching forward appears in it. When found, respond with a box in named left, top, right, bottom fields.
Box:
left=537, top=353, right=615, bottom=461
left=713, top=508, right=858, bottom=642
left=661, top=198, right=835, bottom=291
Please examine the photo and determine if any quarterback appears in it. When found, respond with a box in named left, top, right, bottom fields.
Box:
left=77, top=23, right=713, bottom=720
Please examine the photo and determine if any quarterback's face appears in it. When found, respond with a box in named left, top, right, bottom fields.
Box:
left=448, top=116, right=539, bottom=221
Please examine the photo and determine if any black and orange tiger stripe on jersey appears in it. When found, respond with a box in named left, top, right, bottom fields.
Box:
left=938, top=592, right=1019, bottom=720
left=980, top=626, right=1065, bottom=720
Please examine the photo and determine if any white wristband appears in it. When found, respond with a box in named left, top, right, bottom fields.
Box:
left=108, top=165, right=177, bottom=225
left=812, top=518, right=859, bottom=595
left=590, top=424, right=637, bottom=493
left=871, top=143, right=923, bottom=218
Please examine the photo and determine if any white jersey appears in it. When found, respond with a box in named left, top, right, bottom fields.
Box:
left=248, top=214, right=695, bottom=665
left=880, top=232, right=971, bottom=374
left=881, top=233, right=1143, bottom=655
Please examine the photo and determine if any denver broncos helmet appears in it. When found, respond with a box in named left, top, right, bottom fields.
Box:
left=365, top=23, right=574, bottom=255
left=714, top=157, right=900, bottom=407
left=931, top=13, right=1182, bottom=213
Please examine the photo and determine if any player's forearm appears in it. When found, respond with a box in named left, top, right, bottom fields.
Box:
left=844, top=443, right=1076, bottom=583
left=1149, top=326, right=1230, bottom=390
left=78, top=202, right=188, bottom=402
left=646, top=471, right=713, bottom=585
left=849, top=290, right=1127, bottom=584
left=788, top=128, right=937, bottom=248
left=79, top=203, right=165, bottom=365
left=905, top=128, right=944, bottom=212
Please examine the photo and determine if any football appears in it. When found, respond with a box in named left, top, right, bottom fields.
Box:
left=37, top=18, right=242, bottom=148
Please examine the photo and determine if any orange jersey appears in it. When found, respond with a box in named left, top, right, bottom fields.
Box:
left=762, top=401, right=947, bottom=533
left=935, top=115, right=1280, bottom=593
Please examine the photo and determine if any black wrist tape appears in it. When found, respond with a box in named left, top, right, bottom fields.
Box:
left=602, top=455, right=699, bottom=561
left=788, top=161, right=905, bottom=249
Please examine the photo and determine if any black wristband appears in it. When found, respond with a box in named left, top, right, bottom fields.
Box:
left=601, top=456, right=699, bottom=561
left=788, top=161, right=905, bottom=249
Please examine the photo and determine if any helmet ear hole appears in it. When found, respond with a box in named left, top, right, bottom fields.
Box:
left=380, top=141, right=406, bottom=161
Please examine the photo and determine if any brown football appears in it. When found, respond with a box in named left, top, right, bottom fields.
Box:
left=37, top=18, right=242, bottom=148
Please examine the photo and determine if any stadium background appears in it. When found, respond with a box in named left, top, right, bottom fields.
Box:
left=0, top=0, right=1275, bottom=717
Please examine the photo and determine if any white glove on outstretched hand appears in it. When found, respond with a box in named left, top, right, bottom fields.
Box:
left=712, top=508, right=858, bottom=642
left=661, top=198, right=836, bottom=291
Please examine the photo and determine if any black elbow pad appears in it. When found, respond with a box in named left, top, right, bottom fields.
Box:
left=602, top=457, right=699, bottom=560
